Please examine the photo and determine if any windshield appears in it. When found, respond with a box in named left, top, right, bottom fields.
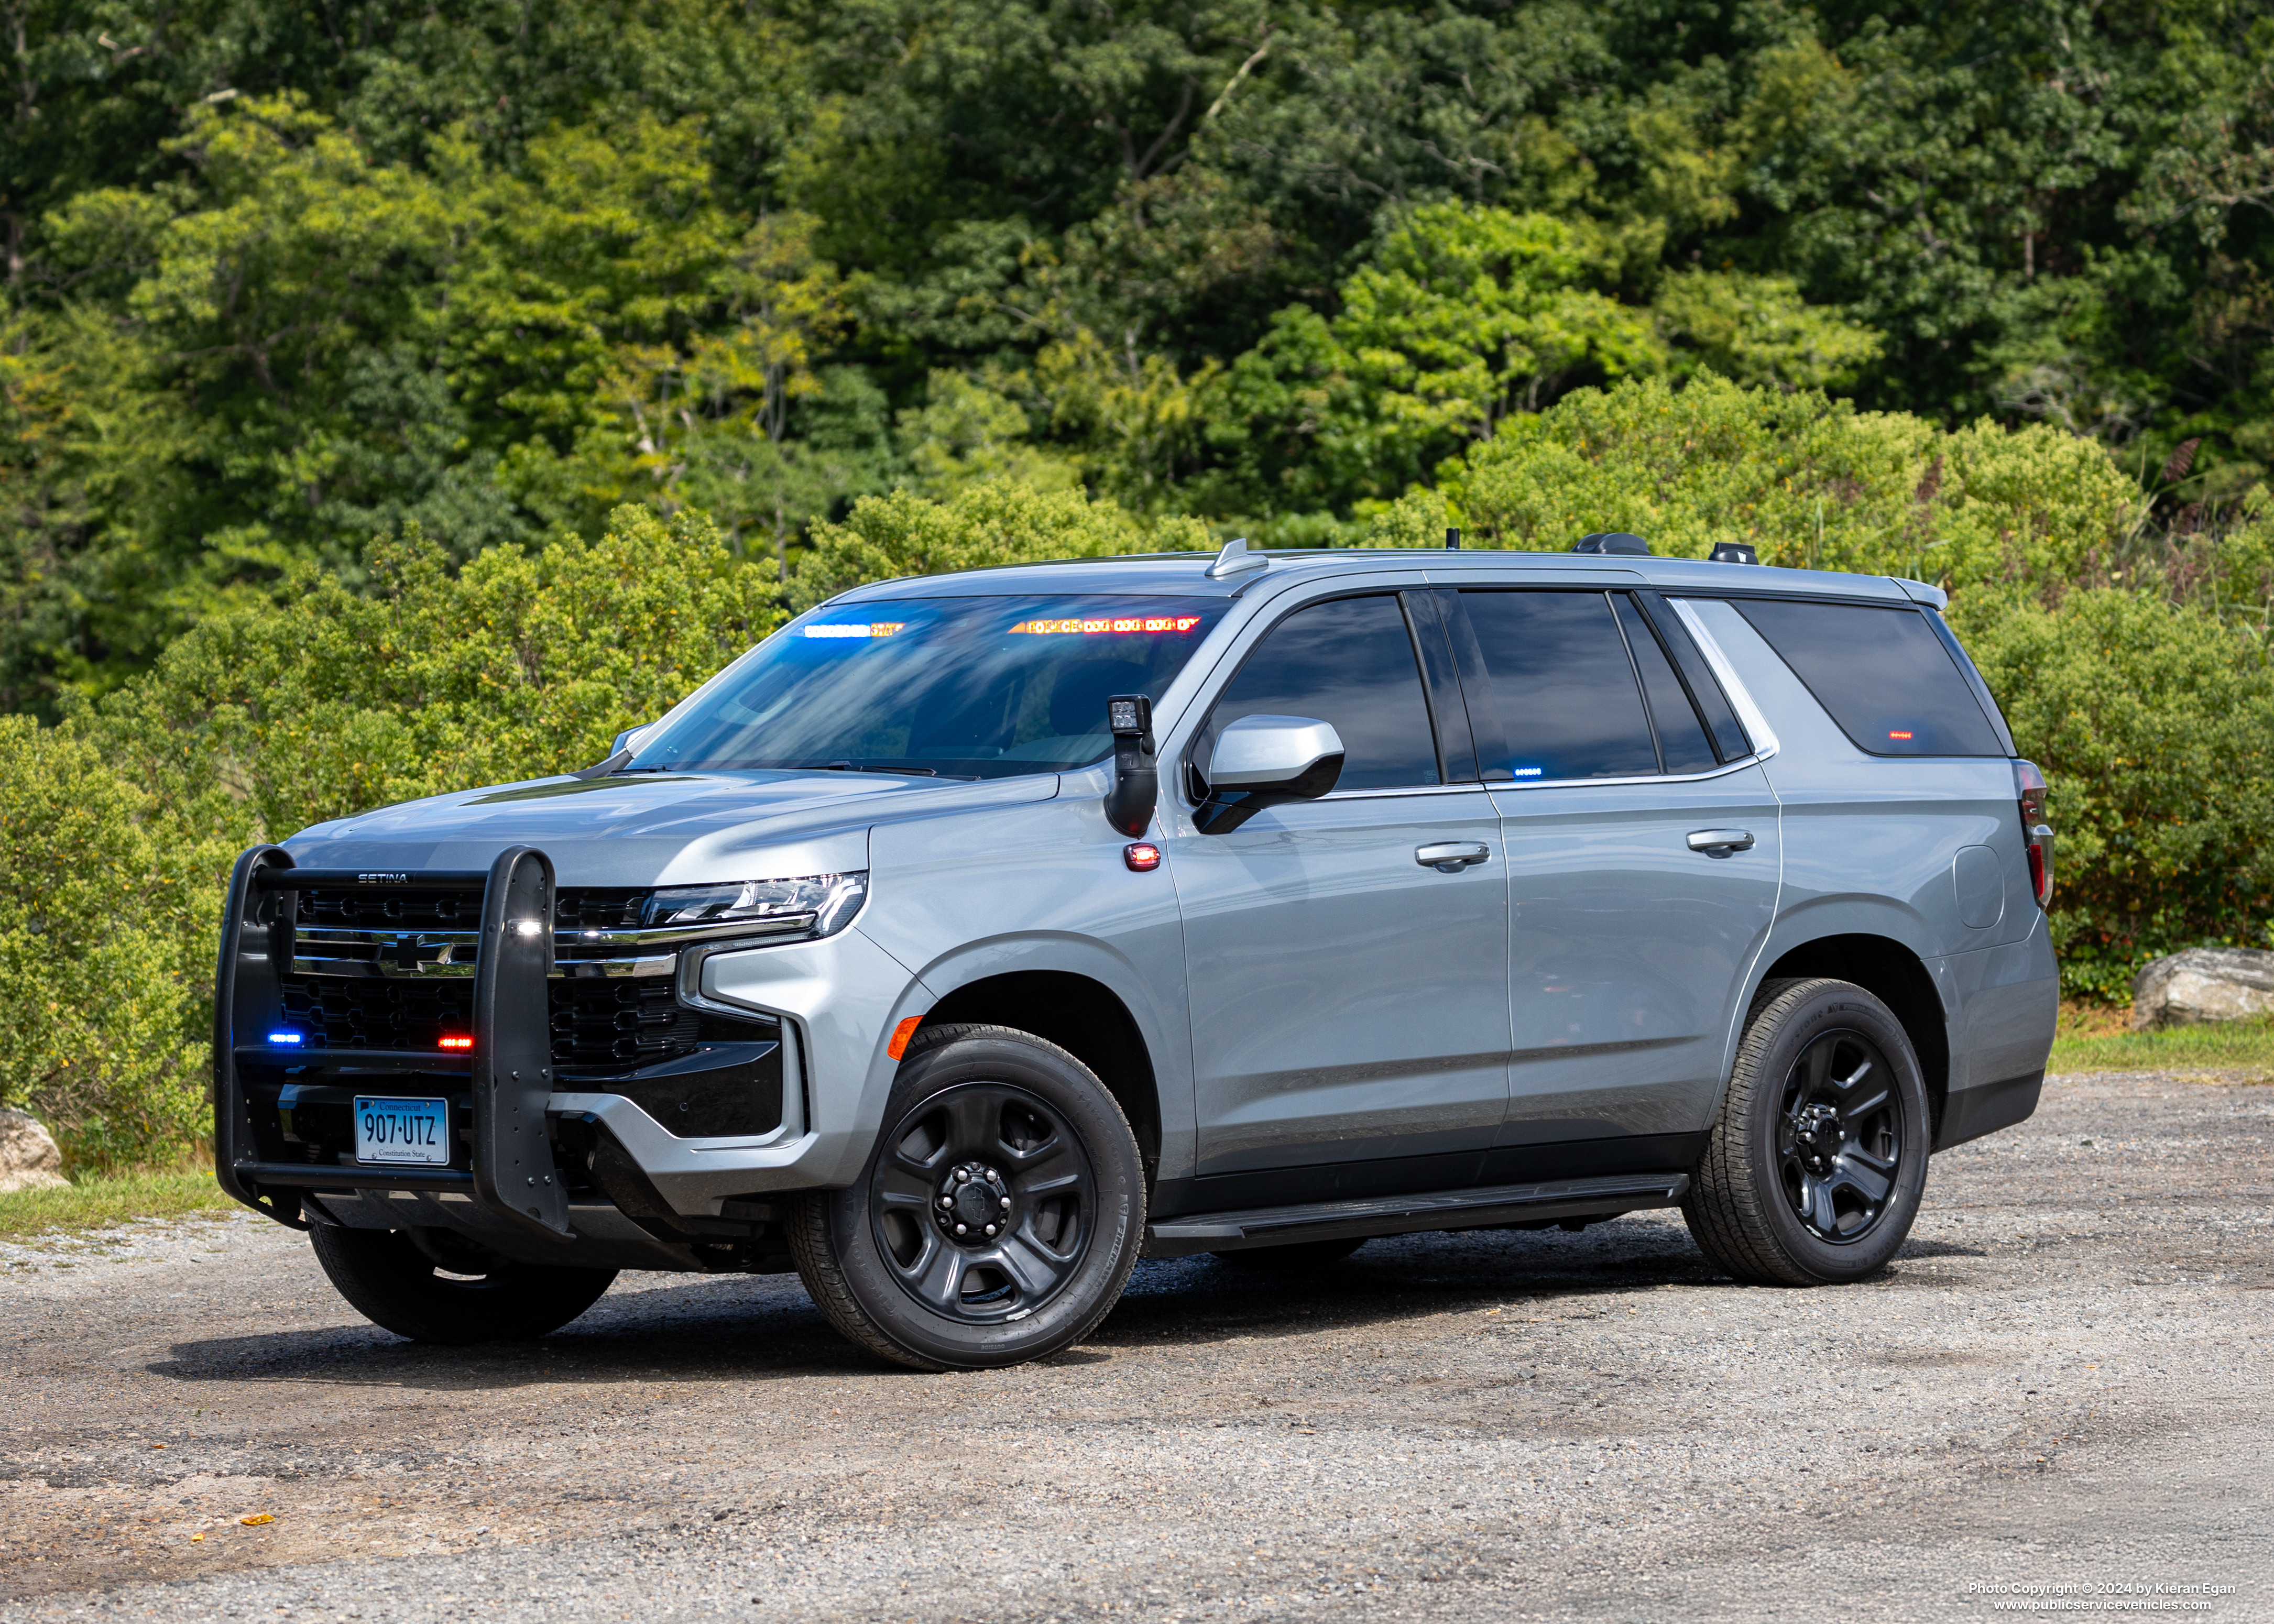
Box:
left=626, top=595, right=1229, bottom=780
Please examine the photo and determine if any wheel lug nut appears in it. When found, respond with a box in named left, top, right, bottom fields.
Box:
left=939, top=1195, right=953, bottom=1208
left=984, top=1224, right=997, bottom=1236
left=999, top=1197, right=1011, bottom=1210
left=955, top=1223, right=967, bottom=1235
left=955, top=1169, right=970, bottom=1183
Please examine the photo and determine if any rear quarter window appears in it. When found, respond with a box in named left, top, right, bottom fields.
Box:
left=1730, top=598, right=2006, bottom=757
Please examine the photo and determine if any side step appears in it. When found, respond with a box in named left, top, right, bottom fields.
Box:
left=1143, top=1172, right=1690, bottom=1258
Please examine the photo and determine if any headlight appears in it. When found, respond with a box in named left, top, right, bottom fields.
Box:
left=642, top=872, right=868, bottom=940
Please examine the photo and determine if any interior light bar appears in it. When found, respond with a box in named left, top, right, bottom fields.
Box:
left=1009, top=616, right=1202, bottom=635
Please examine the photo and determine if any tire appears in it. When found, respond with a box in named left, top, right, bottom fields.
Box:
left=1682, top=977, right=1932, bottom=1286
left=1211, top=1237, right=1367, bottom=1269
left=789, top=1023, right=1145, bottom=1371
left=308, top=1223, right=618, bottom=1343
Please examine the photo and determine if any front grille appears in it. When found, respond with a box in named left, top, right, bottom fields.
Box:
left=276, top=885, right=744, bottom=1073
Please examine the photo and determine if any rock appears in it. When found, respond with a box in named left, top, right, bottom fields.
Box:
left=2131, top=948, right=2274, bottom=1030
left=0, top=1107, right=69, bottom=1193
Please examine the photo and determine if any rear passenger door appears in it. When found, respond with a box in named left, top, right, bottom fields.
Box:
left=1441, top=588, right=1783, bottom=1172
left=1166, top=589, right=1511, bottom=1191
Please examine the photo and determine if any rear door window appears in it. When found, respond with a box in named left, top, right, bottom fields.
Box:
left=1615, top=596, right=1719, bottom=774
left=1731, top=598, right=2006, bottom=757
left=1456, top=591, right=1660, bottom=780
left=1207, top=594, right=1442, bottom=789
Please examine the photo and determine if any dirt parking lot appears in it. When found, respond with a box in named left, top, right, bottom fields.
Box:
left=1, top=1070, right=2269, bottom=1622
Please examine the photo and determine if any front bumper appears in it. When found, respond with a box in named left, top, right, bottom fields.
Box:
left=212, top=845, right=923, bottom=1263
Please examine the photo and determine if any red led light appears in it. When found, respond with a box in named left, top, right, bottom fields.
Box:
left=1888, top=730, right=1914, bottom=740
left=438, top=1035, right=474, bottom=1051
left=1124, top=842, right=1163, bottom=872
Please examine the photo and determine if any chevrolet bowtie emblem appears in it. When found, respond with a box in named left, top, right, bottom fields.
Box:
left=375, top=934, right=459, bottom=974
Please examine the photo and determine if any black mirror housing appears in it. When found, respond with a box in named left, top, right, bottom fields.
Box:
left=1103, top=694, right=1157, bottom=836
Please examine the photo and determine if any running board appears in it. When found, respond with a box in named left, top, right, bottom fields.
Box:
left=1142, top=1171, right=1690, bottom=1258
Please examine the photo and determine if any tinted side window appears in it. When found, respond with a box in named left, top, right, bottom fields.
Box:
left=1734, top=599, right=2005, bottom=756
left=1459, top=591, right=1659, bottom=780
left=1210, top=595, right=1440, bottom=789
left=1615, top=596, right=1719, bottom=773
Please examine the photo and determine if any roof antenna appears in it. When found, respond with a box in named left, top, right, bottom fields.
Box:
left=1205, top=535, right=1269, bottom=578
left=1446, top=527, right=1461, bottom=550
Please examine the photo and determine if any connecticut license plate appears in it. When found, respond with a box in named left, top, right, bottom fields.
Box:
left=354, top=1096, right=451, bottom=1165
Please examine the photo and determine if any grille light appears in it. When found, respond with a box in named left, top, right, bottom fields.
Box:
left=267, top=1030, right=303, bottom=1046
left=438, top=1035, right=474, bottom=1051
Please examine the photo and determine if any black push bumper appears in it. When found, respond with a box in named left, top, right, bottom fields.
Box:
left=212, top=844, right=574, bottom=1242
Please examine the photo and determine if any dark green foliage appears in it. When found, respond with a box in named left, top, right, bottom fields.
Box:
left=8, top=0, right=2274, bottom=711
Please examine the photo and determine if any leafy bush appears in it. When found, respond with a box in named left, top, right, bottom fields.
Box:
left=84, top=505, right=782, bottom=841
left=790, top=482, right=1213, bottom=614
left=0, top=716, right=216, bottom=1169
left=1439, top=375, right=2139, bottom=591
left=1953, top=587, right=2274, bottom=1000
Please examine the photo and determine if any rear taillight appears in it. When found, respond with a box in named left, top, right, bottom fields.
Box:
left=2014, top=759, right=2053, bottom=909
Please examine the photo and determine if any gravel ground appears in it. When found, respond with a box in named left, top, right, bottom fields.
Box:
left=1, top=1070, right=2269, bottom=1622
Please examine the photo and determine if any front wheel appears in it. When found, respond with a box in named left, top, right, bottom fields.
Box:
left=789, top=1023, right=1145, bottom=1370
left=1682, top=977, right=1931, bottom=1286
left=308, top=1224, right=617, bottom=1342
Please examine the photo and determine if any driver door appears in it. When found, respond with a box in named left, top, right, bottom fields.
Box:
left=1163, top=590, right=1511, bottom=1195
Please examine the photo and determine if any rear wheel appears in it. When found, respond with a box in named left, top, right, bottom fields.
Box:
left=308, top=1224, right=617, bottom=1343
left=790, top=1024, right=1144, bottom=1370
left=1682, top=978, right=1931, bottom=1286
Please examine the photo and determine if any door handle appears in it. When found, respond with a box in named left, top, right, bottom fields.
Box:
left=1416, top=842, right=1491, bottom=872
left=1687, top=828, right=1755, bottom=856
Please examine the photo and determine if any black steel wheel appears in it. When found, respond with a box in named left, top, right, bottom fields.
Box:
left=1775, top=1027, right=1905, bottom=1244
left=790, top=1024, right=1144, bottom=1370
left=870, top=1080, right=1098, bottom=1324
left=307, top=1223, right=617, bottom=1343
left=1682, top=978, right=1931, bottom=1286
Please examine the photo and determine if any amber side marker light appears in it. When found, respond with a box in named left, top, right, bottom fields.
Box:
left=887, top=1017, right=922, bottom=1061
left=1124, top=842, right=1163, bottom=872
left=438, top=1035, right=474, bottom=1051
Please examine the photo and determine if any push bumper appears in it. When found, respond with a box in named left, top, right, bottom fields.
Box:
left=213, top=845, right=924, bottom=1239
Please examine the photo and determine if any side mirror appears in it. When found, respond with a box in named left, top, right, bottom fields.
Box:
left=1204, top=715, right=1344, bottom=798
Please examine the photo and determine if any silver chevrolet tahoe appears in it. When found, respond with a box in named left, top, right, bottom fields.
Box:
left=212, top=535, right=2059, bottom=1370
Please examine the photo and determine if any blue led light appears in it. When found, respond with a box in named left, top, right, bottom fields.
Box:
left=1510, top=766, right=1544, bottom=778
left=267, top=1030, right=304, bottom=1046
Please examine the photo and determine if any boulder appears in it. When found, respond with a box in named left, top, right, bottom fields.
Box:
left=2131, top=948, right=2274, bottom=1030
left=0, top=1107, right=69, bottom=1193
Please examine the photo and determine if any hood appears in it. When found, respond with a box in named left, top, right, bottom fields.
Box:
left=283, top=768, right=1061, bottom=887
